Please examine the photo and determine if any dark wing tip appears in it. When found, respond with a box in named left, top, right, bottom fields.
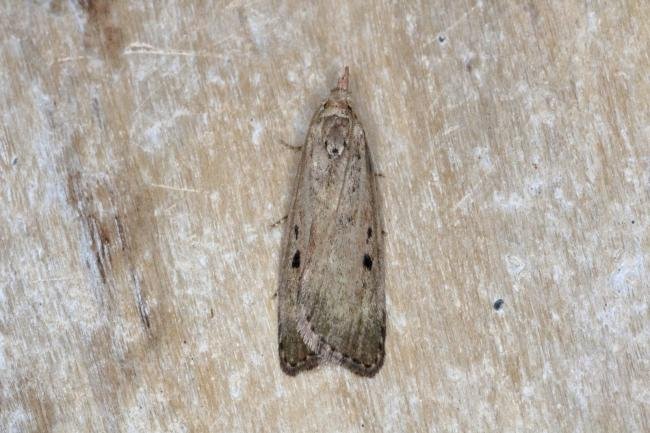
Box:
left=279, top=353, right=320, bottom=376
left=341, top=350, right=385, bottom=377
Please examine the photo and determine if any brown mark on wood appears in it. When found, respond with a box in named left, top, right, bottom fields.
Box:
left=78, top=0, right=125, bottom=65
left=66, top=166, right=153, bottom=334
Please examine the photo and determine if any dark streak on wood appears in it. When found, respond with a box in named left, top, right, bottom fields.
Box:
left=66, top=166, right=163, bottom=337
left=67, top=173, right=117, bottom=287
left=94, top=250, right=107, bottom=284
left=114, top=215, right=126, bottom=250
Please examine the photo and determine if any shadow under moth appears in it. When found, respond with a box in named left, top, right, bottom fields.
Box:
left=278, top=67, right=385, bottom=377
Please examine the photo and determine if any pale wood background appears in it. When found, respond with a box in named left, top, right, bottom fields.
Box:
left=1, top=1, right=648, bottom=432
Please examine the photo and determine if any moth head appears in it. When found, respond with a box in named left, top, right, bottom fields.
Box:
left=316, top=67, right=354, bottom=160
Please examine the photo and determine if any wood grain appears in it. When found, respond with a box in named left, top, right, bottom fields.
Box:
left=1, top=1, right=648, bottom=432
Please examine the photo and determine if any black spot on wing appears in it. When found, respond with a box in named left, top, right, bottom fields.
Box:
left=292, top=250, right=301, bottom=268
left=294, top=225, right=299, bottom=239
left=363, top=254, right=373, bottom=270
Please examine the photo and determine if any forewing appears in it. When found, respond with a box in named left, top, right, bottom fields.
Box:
left=297, top=120, right=385, bottom=377
left=277, top=119, right=321, bottom=375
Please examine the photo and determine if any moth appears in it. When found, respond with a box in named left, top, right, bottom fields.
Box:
left=278, top=67, right=385, bottom=377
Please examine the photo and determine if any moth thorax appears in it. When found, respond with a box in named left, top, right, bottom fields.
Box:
left=323, top=116, right=350, bottom=159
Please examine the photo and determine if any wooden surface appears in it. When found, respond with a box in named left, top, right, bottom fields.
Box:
left=1, top=1, right=648, bottom=432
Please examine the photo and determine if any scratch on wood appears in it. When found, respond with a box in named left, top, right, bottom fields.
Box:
left=90, top=210, right=110, bottom=283
left=128, top=65, right=193, bottom=137
left=147, top=183, right=201, bottom=193
left=426, top=2, right=484, bottom=47
left=454, top=191, right=473, bottom=210
left=442, top=125, right=460, bottom=136
left=223, top=0, right=253, bottom=11
left=114, top=215, right=126, bottom=251
left=52, top=56, right=92, bottom=65
left=441, top=2, right=483, bottom=34
left=123, top=43, right=225, bottom=59
left=25, top=276, right=83, bottom=285
left=454, top=179, right=485, bottom=211
left=131, top=272, right=150, bottom=329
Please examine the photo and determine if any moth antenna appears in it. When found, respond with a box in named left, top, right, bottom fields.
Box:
left=336, top=66, right=350, bottom=90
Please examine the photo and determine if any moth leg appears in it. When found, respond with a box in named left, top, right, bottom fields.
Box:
left=280, top=139, right=303, bottom=151
left=269, top=214, right=288, bottom=229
